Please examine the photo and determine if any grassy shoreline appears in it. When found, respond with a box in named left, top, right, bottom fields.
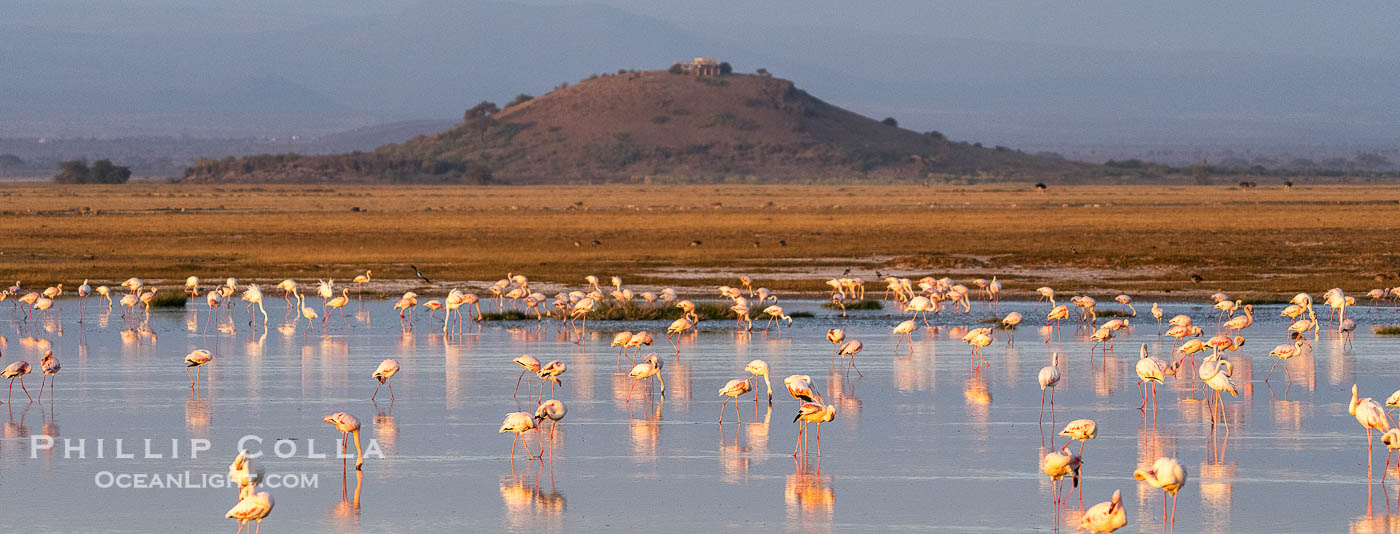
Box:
left=3, top=183, right=1398, bottom=300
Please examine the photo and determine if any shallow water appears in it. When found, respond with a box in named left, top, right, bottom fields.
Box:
left=1, top=297, right=1397, bottom=532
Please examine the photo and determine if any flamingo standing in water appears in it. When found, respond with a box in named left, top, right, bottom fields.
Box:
left=538, top=360, right=566, bottom=399
left=241, top=284, right=268, bottom=325
left=226, top=485, right=275, bottom=534
left=1352, top=384, right=1390, bottom=485
left=784, top=374, right=823, bottom=405
left=793, top=403, right=836, bottom=459
left=38, top=351, right=59, bottom=402
left=1038, top=352, right=1061, bottom=423
left=744, top=360, right=773, bottom=403
left=323, top=412, right=364, bottom=470
left=499, top=412, right=540, bottom=466
left=826, top=329, right=845, bottom=360
left=1134, top=457, right=1187, bottom=527
left=1042, top=444, right=1081, bottom=506
left=1046, top=305, right=1069, bottom=343
left=371, top=359, right=400, bottom=401
left=717, top=379, right=752, bottom=423
left=892, top=320, right=918, bottom=354
left=1150, top=303, right=1163, bottom=334
left=611, top=331, right=634, bottom=369
left=77, top=279, right=91, bottom=319
left=534, top=399, right=567, bottom=442
left=2, top=360, right=33, bottom=403
left=837, top=340, right=864, bottom=376
left=1266, top=338, right=1306, bottom=385
left=1136, top=344, right=1170, bottom=414
left=1001, top=312, right=1022, bottom=344
left=628, top=354, right=665, bottom=398
left=323, top=289, right=351, bottom=328
left=1078, top=489, right=1126, bottom=533
left=513, top=355, right=541, bottom=400
left=1060, top=419, right=1097, bottom=456
left=96, top=285, right=112, bottom=308
left=1114, top=294, right=1136, bottom=316
left=666, top=318, right=694, bottom=355
left=184, top=349, right=213, bottom=389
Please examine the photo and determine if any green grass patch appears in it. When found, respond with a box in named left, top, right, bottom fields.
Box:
left=1374, top=325, right=1400, bottom=335
left=147, top=292, right=189, bottom=308
left=479, top=310, right=528, bottom=321
left=789, top=311, right=815, bottom=318
left=822, top=299, right=884, bottom=310
left=1096, top=309, right=1134, bottom=318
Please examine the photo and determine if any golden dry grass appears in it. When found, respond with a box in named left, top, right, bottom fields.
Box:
left=2, top=183, right=1397, bottom=300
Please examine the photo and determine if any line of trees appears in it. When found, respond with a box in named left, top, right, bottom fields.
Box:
left=54, top=159, right=131, bottom=184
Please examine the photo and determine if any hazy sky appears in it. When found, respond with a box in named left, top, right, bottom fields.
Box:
left=15, top=0, right=1399, bottom=59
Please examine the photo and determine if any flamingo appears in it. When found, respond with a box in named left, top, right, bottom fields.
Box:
left=275, top=279, right=298, bottom=307
left=1114, top=294, right=1136, bottom=316
left=226, top=486, right=275, bottom=534
left=762, top=305, right=792, bottom=332
left=784, top=375, right=823, bottom=404
left=718, top=379, right=752, bottom=423
left=2, top=360, right=33, bottom=403
left=628, top=354, right=665, bottom=398
left=228, top=449, right=265, bottom=493
left=371, top=359, right=400, bottom=401
left=241, top=284, right=268, bottom=325
left=534, top=399, right=567, bottom=441
left=1266, top=338, right=1306, bottom=385
left=300, top=306, right=319, bottom=331
left=513, top=355, right=541, bottom=400
left=323, top=412, right=364, bottom=470
left=1042, top=444, right=1081, bottom=506
left=1135, top=457, right=1187, bottom=527
left=1151, top=303, right=1163, bottom=334
left=1038, top=352, right=1061, bottom=423
left=538, top=360, right=566, bottom=399
left=1135, top=344, right=1170, bottom=413
left=793, top=403, right=836, bottom=459
left=1200, top=354, right=1237, bottom=428
left=826, top=328, right=845, bottom=360
left=1036, top=286, right=1056, bottom=309
left=352, top=270, right=372, bottom=299
left=500, top=412, right=540, bottom=464
left=317, top=279, right=334, bottom=311
left=1384, top=429, right=1400, bottom=483
left=184, top=349, right=213, bottom=389
left=323, top=288, right=351, bottom=328
left=1351, top=384, right=1391, bottom=485
left=184, top=276, right=199, bottom=297
left=40, top=284, right=63, bottom=299
left=121, top=277, right=142, bottom=295
left=38, top=351, right=59, bottom=402
left=892, top=319, right=918, bottom=354
left=1222, top=304, right=1253, bottom=333
left=744, top=360, right=773, bottom=403
left=1001, top=312, right=1022, bottom=344
left=33, top=296, right=54, bottom=321
left=611, top=331, right=635, bottom=369
left=96, top=285, right=112, bottom=307
left=837, top=340, right=864, bottom=376
left=1060, top=419, right=1097, bottom=456
left=1078, top=489, right=1126, bottom=533
left=666, top=318, right=694, bottom=355
left=77, top=279, right=91, bottom=318
left=1046, top=305, right=1069, bottom=343
left=624, top=331, right=653, bottom=362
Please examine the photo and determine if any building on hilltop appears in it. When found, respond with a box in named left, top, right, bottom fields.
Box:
left=670, top=57, right=726, bottom=76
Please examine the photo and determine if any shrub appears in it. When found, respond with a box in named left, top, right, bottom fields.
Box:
left=881, top=117, right=898, bottom=127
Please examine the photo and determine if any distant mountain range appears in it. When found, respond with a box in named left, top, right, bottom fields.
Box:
left=179, top=71, right=1090, bottom=184
left=5, top=0, right=1400, bottom=147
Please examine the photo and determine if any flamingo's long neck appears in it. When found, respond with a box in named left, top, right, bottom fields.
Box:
left=763, top=374, right=772, bottom=399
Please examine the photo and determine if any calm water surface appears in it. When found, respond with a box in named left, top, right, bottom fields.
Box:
left=2, top=297, right=1398, bottom=533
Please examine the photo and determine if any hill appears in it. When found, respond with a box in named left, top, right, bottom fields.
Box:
left=180, top=71, right=1092, bottom=184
